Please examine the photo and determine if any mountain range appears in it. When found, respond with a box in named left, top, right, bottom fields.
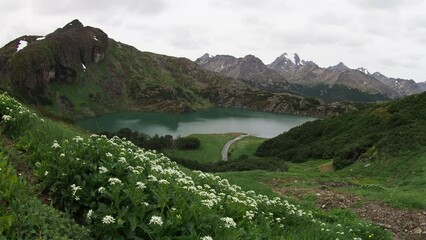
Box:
left=196, top=52, right=424, bottom=103
left=0, top=20, right=360, bottom=119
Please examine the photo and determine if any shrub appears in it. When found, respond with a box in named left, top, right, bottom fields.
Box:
left=175, top=137, right=200, bottom=150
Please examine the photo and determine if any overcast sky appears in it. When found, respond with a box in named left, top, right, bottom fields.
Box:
left=1, top=0, right=425, bottom=82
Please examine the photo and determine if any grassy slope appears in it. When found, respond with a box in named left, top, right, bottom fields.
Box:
left=165, top=133, right=240, bottom=164
left=0, top=93, right=391, bottom=239
left=221, top=130, right=426, bottom=210
left=256, top=92, right=426, bottom=169
left=228, top=136, right=266, bottom=160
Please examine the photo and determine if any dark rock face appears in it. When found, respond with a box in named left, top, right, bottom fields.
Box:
left=1, top=19, right=108, bottom=102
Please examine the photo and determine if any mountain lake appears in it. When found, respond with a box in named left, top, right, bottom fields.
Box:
left=76, top=108, right=316, bottom=138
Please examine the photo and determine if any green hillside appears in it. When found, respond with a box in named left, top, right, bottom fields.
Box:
left=0, top=93, right=390, bottom=238
left=256, top=92, right=426, bottom=169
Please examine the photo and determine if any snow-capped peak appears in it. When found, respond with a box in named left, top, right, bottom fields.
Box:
left=277, top=52, right=303, bottom=65
left=357, top=67, right=370, bottom=75
left=16, top=39, right=28, bottom=52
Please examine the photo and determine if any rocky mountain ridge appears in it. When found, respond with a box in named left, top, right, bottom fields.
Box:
left=197, top=52, right=424, bottom=102
left=195, top=53, right=291, bottom=92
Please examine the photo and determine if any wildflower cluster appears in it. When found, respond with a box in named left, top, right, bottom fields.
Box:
left=34, top=132, right=388, bottom=239
left=0, top=92, right=39, bottom=136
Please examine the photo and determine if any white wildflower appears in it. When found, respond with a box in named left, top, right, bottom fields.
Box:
left=87, top=209, right=94, bottom=219
left=148, top=175, right=157, bottom=182
left=44, top=171, right=49, bottom=176
left=158, top=179, right=169, bottom=185
left=149, top=215, right=163, bottom=226
left=106, top=152, right=113, bottom=158
left=70, top=184, right=81, bottom=196
left=108, top=177, right=122, bottom=185
left=245, top=210, right=255, bottom=220
left=118, top=157, right=127, bottom=163
left=98, top=187, right=106, bottom=194
left=200, top=236, right=213, bottom=240
left=201, top=199, right=215, bottom=209
left=221, top=217, right=236, bottom=228
left=2, top=115, right=12, bottom=122
left=98, top=166, right=108, bottom=174
left=102, top=215, right=115, bottom=224
left=51, top=140, right=61, bottom=149
left=73, top=136, right=84, bottom=142
left=136, top=181, right=146, bottom=190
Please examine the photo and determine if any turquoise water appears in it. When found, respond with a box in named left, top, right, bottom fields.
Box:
left=76, top=108, right=315, bottom=138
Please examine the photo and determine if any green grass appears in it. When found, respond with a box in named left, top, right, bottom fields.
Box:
left=165, top=133, right=241, bottom=164
left=217, top=170, right=282, bottom=197
left=48, top=76, right=105, bottom=114
left=220, top=152, right=426, bottom=210
left=229, top=136, right=265, bottom=160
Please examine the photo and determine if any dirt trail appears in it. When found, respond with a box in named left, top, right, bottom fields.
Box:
left=269, top=179, right=426, bottom=240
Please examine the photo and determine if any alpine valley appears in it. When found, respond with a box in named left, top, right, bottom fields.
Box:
left=1, top=19, right=426, bottom=240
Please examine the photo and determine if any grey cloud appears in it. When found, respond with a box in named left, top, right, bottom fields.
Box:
left=209, top=0, right=282, bottom=10
left=378, top=57, right=420, bottom=70
left=312, top=12, right=354, bottom=27
left=351, top=0, right=422, bottom=9
left=273, top=28, right=367, bottom=48
left=167, top=25, right=211, bottom=50
left=33, top=0, right=168, bottom=16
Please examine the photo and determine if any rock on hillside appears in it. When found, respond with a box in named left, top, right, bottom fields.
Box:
left=0, top=19, right=107, bottom=103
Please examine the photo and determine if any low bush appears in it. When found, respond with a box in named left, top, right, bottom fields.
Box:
left=175, top=137, right=200, bottom=150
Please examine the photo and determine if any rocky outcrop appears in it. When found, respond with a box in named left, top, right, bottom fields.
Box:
left=0, top=19, right=108, bottom=102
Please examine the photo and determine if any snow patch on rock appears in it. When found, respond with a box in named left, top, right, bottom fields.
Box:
left=16, top=40, right=28, bottom=52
